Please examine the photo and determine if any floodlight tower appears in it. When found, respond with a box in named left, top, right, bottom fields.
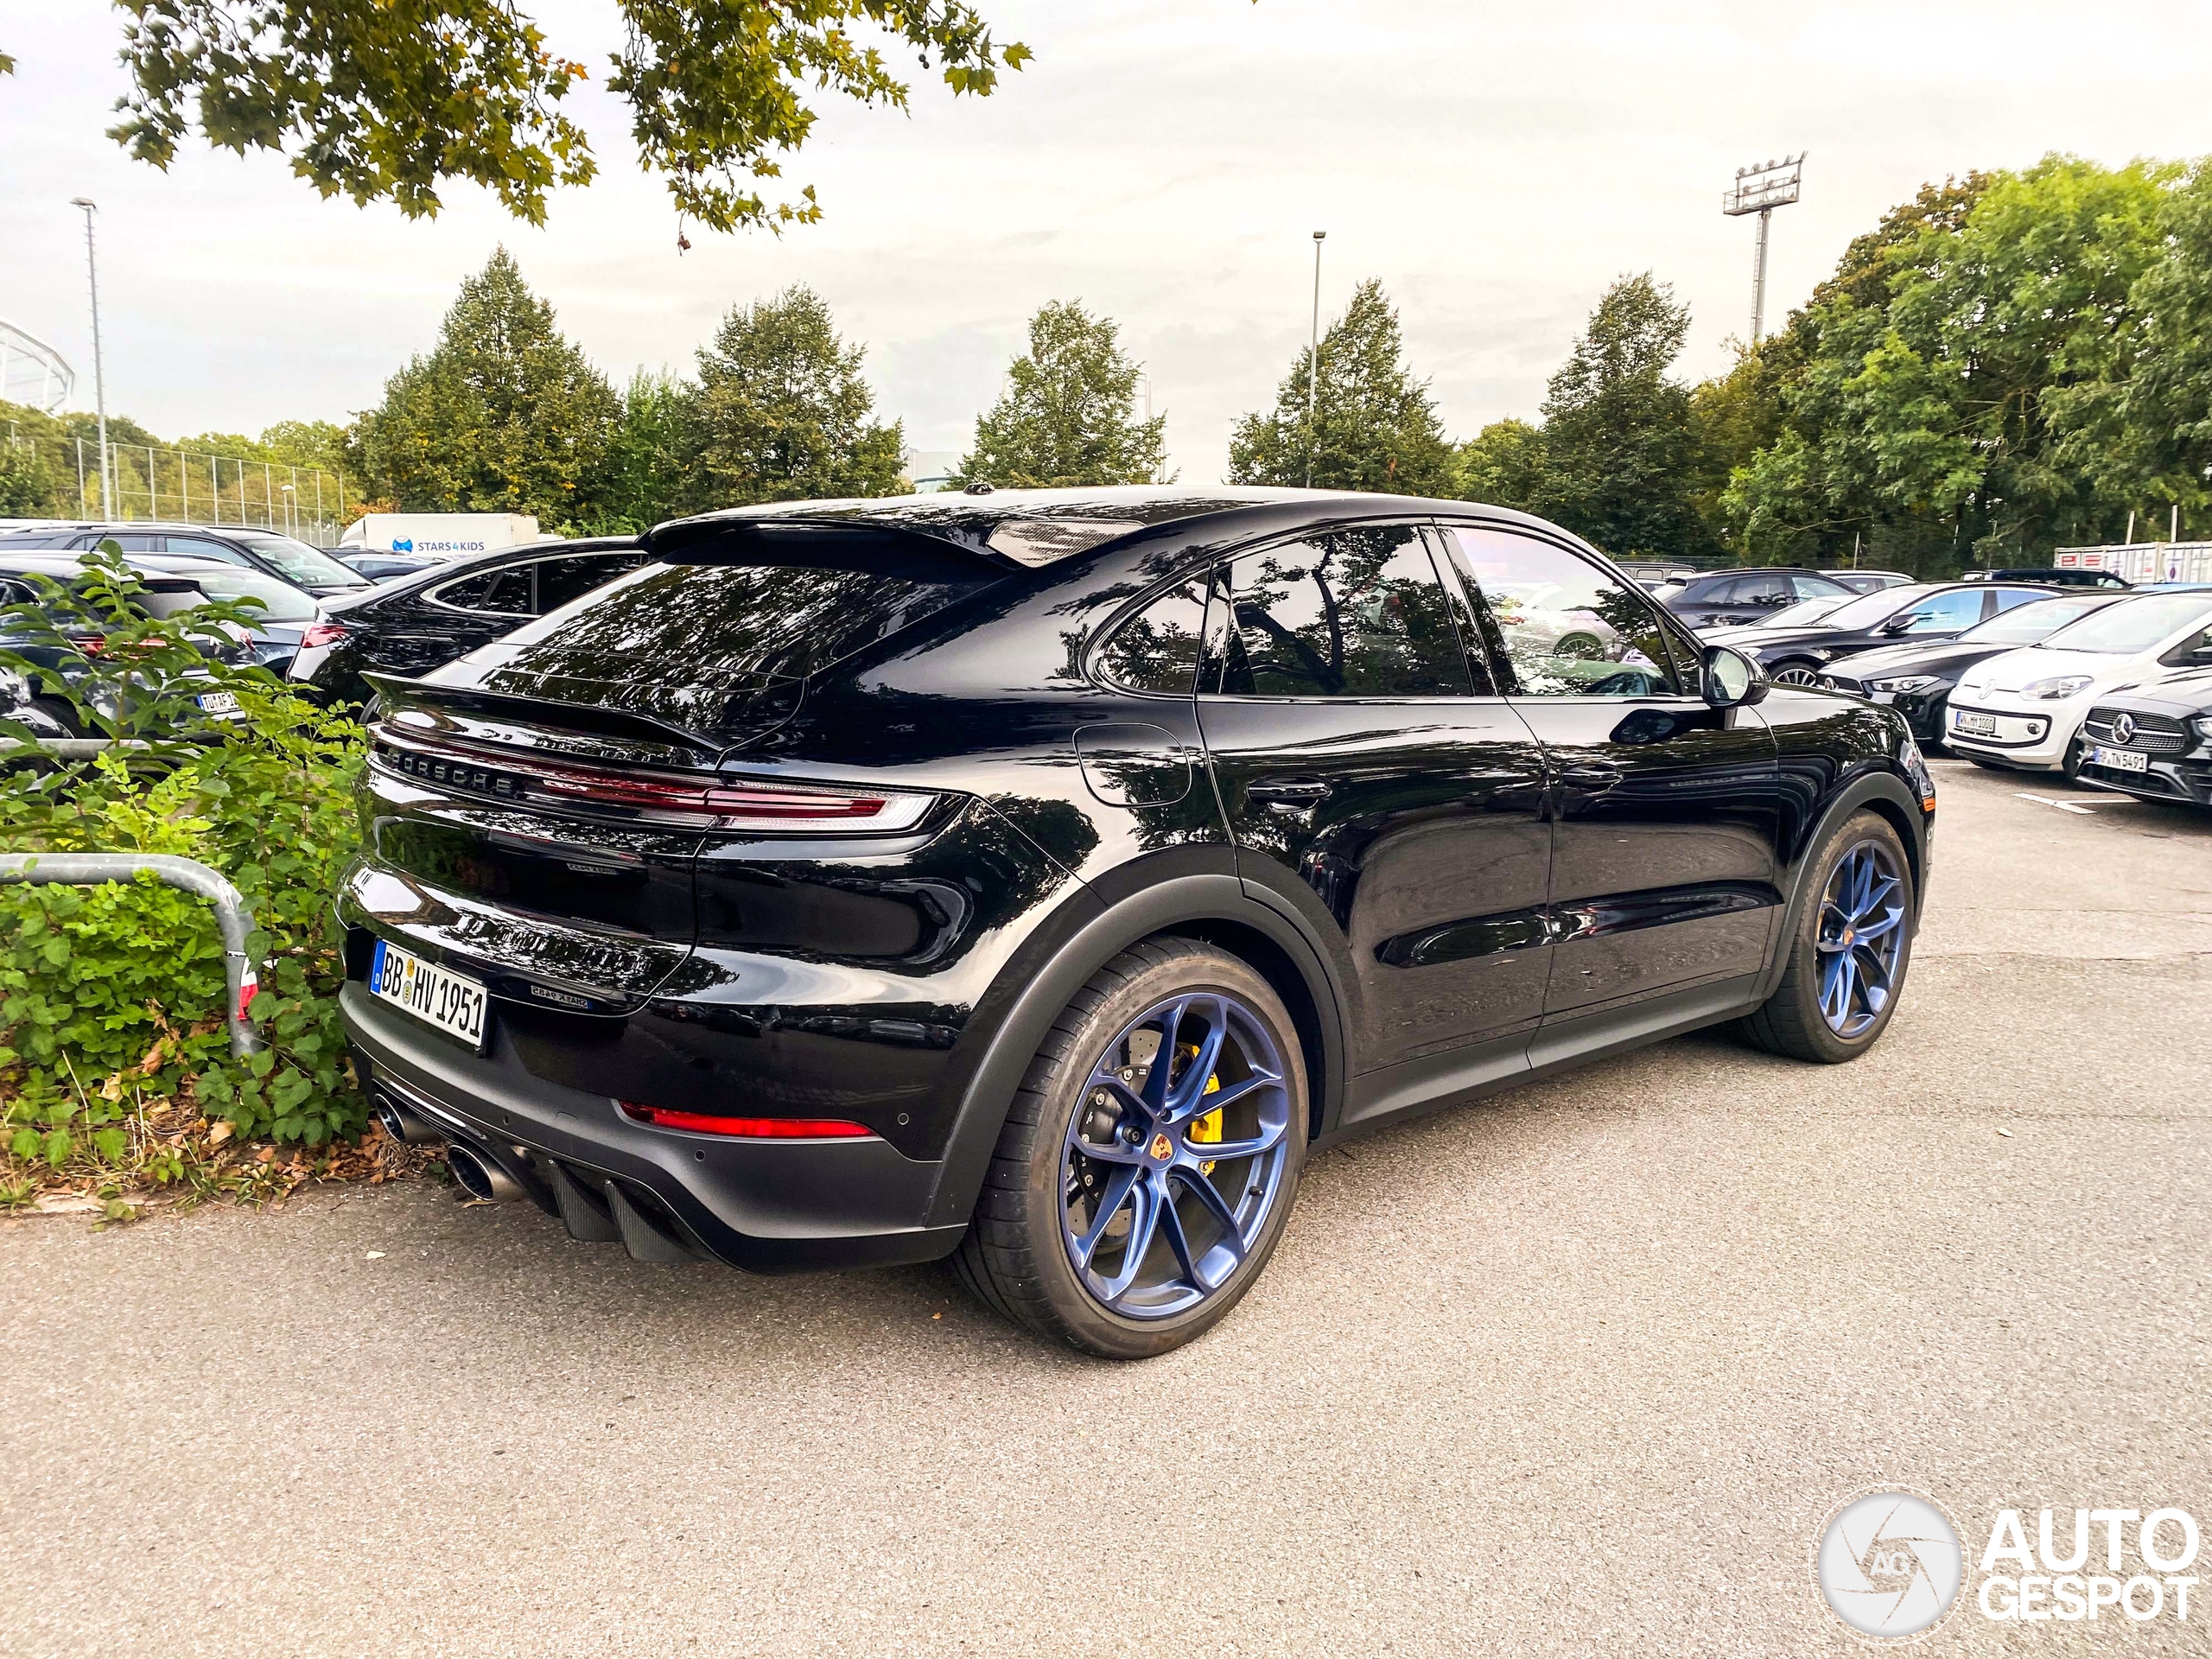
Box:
left=1721, top=154, right=1805, bottom=344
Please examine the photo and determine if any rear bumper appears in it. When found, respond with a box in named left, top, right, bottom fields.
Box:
left=342, top=983, right=966, bottom=1274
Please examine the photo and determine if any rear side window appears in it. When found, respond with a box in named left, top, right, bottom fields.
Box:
left=1217, top=525, right=1471, bottom=698
left=1098, top=575, right=1209, bottom=694
left=434, top=567, right=534, bottom=614
left=533, top=552, right=648, bottom=615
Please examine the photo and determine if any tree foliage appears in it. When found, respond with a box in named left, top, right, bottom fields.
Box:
left=1532, top=273, right=1711, bottom=560
left=355, top=247, right=619, bottom=524
left=952, top=301, right=1168, bottom=489
left=1228, top=279, right=1453, bottom=495
left=684, top=286, right=906, bottom=509
left=104, top=0, right=1028, bottom=234
left=1726, top=158, right=2174, bottom=568
left=0, top=439, right=58, bottom=517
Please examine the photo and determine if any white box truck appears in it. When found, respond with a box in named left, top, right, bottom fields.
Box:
left=338, top=513, right=544, bottom=557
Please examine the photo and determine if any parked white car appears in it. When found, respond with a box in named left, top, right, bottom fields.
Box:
left=1945, top=590, right=2212, bottom=775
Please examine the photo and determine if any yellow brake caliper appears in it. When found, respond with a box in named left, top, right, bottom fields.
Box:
left=1183, top=1044, right=1223, bottom=1175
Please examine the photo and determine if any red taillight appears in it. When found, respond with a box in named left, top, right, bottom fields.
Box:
left=67, top=633, right=105, bottom=655
left=298, top=621, right=348, bottom=648
left=619, top=1103, right=875, bottom=1140
left=372, top=728, right=936, bottom=833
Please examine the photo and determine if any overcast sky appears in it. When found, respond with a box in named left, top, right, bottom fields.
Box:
left=7, top=0, right=2212, bottom=484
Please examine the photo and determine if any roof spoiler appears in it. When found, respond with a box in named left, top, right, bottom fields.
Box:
left=362, top=672, right=737, bottom=760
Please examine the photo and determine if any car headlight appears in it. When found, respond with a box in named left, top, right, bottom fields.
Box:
left=1871, top=675, right=1942, bottom=694
left=2019, top=674, right=2094, bottom=700
left=2194, top=715, right=2212, bottom=743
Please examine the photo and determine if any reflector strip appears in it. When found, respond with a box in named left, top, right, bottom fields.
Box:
left=619, top=1102, right=875, bottom=1139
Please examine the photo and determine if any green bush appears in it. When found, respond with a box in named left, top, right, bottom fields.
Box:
left=1, top=549, right=365, bottom=1173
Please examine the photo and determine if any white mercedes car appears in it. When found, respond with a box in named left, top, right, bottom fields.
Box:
left=1945, top=590, right=2212, bottom=775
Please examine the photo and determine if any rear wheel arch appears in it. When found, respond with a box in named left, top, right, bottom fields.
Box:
left=925, top=875, right=1348, bottom=1231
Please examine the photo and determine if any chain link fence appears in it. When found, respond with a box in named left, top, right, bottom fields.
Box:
left=3, top=427, right=353, bottom=547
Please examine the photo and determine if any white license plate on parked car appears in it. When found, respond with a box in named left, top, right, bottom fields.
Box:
left=369, top=939, right=489, bottom=1052
left=196, top=691, right=239, bottom=715
left=2093, top=745, right=2150, bottom=773
left=1954, top=711, right=1997, bottom=737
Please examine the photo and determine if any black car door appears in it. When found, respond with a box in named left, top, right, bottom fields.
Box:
left=1436, top=524, right=1783, bottom=1027
left=1197, top=523, right=1554, bottom=1090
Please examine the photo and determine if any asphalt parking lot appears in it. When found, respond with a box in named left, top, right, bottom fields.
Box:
left=5, top=756, right=2209, bottom=1657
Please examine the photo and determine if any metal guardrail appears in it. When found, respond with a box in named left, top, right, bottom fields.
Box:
left=0, top=852, right=265, bottom=1058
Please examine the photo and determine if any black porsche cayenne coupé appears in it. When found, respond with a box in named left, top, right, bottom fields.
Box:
left=341, top=487, right=1936, bottom=1357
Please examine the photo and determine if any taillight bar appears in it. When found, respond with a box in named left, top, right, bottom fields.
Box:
left=620, top=1103, right=875, bottom=1139
left=298, top=621, right=349, bottom=648
left=370, top=727, right=937, bottom=834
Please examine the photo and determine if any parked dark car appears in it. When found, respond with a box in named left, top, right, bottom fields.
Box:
left=1962, top=566, right=2132, bottom=590
left=0, top=523, right=372, bottom=599
left=1707, top=581, right=2058, bottom=686
left=2076, top=670, right=2212, bottom=804
left=290, top=537, right=648, bottom=707
left=1816, top=591, right=2131, bottom=741
left=1821, top=569, right=1915, bottom=594
left=339, top=486, right=1936, bottom=1358
left=0, top=553, right=245, bottom=734
left=1661, top=567, right=1856, bottom=628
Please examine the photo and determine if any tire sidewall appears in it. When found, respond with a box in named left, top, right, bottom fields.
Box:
left=1783, top=810, right=1916, bottom=1062
left=1020, top=951, right=1307, bottom=1359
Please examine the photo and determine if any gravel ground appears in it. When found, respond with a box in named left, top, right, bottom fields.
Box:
left=4, top=759, right=2209, bottom=1656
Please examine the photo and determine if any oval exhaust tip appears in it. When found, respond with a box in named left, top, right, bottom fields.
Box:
left=445, top=1141, right=522, bottom=1203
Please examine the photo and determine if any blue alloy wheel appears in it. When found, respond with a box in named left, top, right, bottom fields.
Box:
left=1817, top=839, right=1907, bottom=1038
left=1060, top=991, right=1294, bottom=1319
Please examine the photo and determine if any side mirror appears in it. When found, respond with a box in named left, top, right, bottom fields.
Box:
left=1703, top=645, right=1768, bottom=709
left=1878, top=613, right=1918, bottom=635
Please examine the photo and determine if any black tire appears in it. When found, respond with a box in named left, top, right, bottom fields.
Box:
left=2059, top=734, right=2087, bottom=781
left=951, top=938, right=1308, bottom=1359
left=1738, top=810, right=1916, bottom=1064
left=29, top=696, right=85, bottom=737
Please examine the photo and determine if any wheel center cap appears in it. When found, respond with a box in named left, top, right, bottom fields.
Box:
left=1841, top=927, right=1857, bottom=947
left=1147, top=1131, right=1174, bottom=1162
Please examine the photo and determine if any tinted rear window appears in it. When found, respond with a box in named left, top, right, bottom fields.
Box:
left=497, top=531, right=1001, bottom=683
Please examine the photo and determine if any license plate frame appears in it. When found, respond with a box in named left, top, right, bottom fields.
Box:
left=368, top=939, right=491, bottom=1053
left=196, top=690, right=240, bottom=715
left=1954, top=711, right=1998, bottom=737
left=2093, top=744, right=2150, bottom=774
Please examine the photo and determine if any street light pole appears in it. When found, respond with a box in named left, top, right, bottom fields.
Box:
left=1306, top=230, right=1326, bottom=489
left=69, top=198, right=112, bottom=519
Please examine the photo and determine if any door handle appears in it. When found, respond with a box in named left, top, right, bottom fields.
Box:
left=1560, top=764, right=1620, bottom=789
left=1246, top=777, right=1332, bottom=808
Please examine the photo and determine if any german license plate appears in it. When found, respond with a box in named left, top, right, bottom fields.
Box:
left=1871, top=690, right=1897, bottom=704
left=196, top=691, right=239, bottom=714
left=1954, top=711, right=1997, bottom=737
left=2093, top=744, right=2150, bottom=773
left=369, top=939, right=489, bottom=1052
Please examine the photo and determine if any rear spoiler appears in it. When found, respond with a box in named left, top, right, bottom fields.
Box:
left=362, top=672, right=762, bottom=763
